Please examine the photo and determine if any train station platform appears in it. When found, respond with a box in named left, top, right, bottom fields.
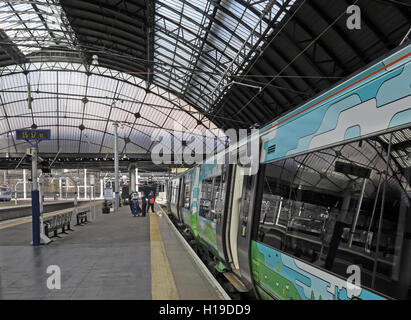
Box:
left=0, top=203, right=227, bottom=300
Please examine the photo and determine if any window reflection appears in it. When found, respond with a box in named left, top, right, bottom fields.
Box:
left=199, top=165, right=228, bottom=223
left=257, top=127, right=411, bottom=299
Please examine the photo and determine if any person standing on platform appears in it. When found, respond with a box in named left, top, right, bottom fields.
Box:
left=148, top=191, right=155, bottom=214
left=129, top=192, right=140, bottom=217
left=141, top=191, right=147, bottom=217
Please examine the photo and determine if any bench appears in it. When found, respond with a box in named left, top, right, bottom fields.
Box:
left=76, top=210, right=90, bottom=226
left=44, top=211, right=73, bottom=238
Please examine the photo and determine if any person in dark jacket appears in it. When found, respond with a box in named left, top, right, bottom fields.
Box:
left=148, top=191, right=155, bottom=213
left=141, top=191, right=147, bottom=217
left=129, top=192, right=141, bottom=217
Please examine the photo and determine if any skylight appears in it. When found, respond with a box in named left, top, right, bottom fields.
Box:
left=0, top=0, right=76, bottom=55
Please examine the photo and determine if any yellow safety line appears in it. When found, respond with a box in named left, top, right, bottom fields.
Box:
left=150, top=210, right=179, bottom=300
left=0, top=202, right=103, bottom=230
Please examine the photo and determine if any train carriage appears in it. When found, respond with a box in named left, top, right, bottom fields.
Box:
left=166, top=42, right=411, bottom=300
left=0, top=185, right=11, bottom=201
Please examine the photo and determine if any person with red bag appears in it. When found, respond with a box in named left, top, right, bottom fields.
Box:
left=147, top=191, right=155, bottom=214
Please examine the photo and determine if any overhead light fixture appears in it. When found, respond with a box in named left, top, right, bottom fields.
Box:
left=91, top=55, right=99, bottom=66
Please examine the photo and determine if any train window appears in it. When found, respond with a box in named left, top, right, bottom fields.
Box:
left=183, top=181, right=192, bottom=209
left=257, top=128, right=411, bottom=299
left=200, top=178, right=213, bottom=219
left=239, top=173, right=254, bottom=237
left=199, top=165, right=229, bottom=221
left=171, top=181, right=179, bottom=205
left=212, top=166, right=228, bottom=224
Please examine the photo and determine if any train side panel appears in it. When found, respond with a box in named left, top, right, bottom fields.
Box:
left=250, top=44, right=411, bottom=300
left=260, top=44, right=411, bottom=163
left=251, top=241, right=386, bottom=300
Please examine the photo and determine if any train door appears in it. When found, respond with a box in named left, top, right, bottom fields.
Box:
left=225, top=165, right=244, bottom=275
left=170, top=178, right=181, bottom=221
left=166, top=180, right=172, bottom=212
left=215, top=165, right=232, bottom=264
left=235, top=164, right=264, bottom=291
left=177, top=176, right=185, bottom=223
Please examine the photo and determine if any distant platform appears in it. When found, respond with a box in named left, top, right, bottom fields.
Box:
left=0, top=203, right=227, bottom=300
left=0, top=198, right=97, bottom=209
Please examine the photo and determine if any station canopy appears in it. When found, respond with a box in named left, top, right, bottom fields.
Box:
left=0, top=0, right=297, bottom=159
left=0, top=0, right=410, bottom=164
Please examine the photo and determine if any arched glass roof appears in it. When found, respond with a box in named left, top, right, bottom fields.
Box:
left=153, top=0, right=296, bottom=112
left=0, top=0, right=296, bottom=159
left=0, top=62, right=222, bottom=156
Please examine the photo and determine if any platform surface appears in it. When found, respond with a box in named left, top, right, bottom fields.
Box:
left=0, top=204, right=224, bottom=300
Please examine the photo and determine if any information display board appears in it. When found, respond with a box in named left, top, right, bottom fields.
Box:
left=104, top=188, right=113, bottom=201
left=16, top=129, right=51, bottom=141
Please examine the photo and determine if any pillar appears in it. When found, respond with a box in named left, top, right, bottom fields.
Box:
left=31, top=147, right=40, bottom=246
left=100, top=178, right=104, bottom=198
left=130, top=167, right=136, bottom=193
left=136, top=168, right=139, bottom=192
left=23, top=169, right=27, bottom=199
left=113, top=122, right=119, bottom=211
left=84, top=169, right=87, bottom=199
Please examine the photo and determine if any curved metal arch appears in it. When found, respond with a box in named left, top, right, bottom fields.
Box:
left=0, top=123, right=151, bottom=154
left=0, top=62, right=221, bottom=155
left=0, top=62, right=210, bottom=127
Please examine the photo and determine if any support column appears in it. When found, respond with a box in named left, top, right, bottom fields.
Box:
left=59, top=177, right=62, bottom=200
left=130, top=166, right=136, bottom=193
left=100, top=178, right=104, bottom=198
left=74, top=181, right=78, bottom=210
left=84, top=169, right=87, bottom=199
left=136, top=168, right=139, bottom=193
left=113, top=122, right=119, bottom=211
left=23, top=169, right=27, bottom=200
left=31, top=147, right=40, bottom=246
left=65, top=178, right=68, bottom=199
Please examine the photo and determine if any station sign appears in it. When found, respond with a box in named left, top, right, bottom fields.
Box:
left=104, top=187, right=113, bottom=201
left=16, top=129, right=51, bottom=141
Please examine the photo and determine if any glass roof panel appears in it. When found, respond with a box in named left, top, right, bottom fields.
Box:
left=0, top=0, right=76, bottom=55
left=0, top=62, right=223, bottom=155
left=154, top=0, right=296, bottom=112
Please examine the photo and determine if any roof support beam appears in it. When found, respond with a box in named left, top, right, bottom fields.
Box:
left=145, top=0, right=154, bottom=90
left=0, top=30, right=27, bottom=65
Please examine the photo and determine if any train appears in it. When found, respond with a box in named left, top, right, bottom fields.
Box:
left=165, top=42, right=411, bottom=300
left=0, top=185, right=11, bottom=201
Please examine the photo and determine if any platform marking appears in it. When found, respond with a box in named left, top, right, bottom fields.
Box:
left=157, top=203, right=231, bottom=300
left=149, top=210, right=180, bottom=300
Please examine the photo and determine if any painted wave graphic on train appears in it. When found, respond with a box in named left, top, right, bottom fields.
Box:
left=261, top=45, right=411, bottom=163
left=252, top=242, right=386, bottom=300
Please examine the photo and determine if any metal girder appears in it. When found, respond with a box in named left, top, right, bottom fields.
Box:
left=182, top=0, right=221, bottom=97
left=0, top=30, right=27, bottom=65
left=145, top=0, right=154, bottom=89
